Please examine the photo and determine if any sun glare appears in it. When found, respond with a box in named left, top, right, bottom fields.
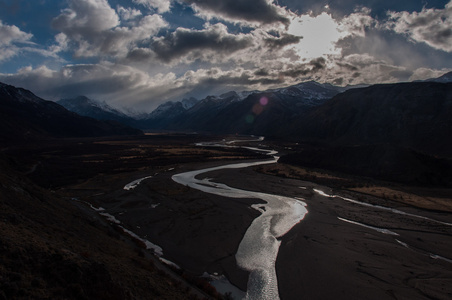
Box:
left=288, top=12, right=347, bottom=60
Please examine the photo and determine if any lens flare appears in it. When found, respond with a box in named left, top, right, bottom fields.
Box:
left=260, top=97, right=268, bottom=106
left=246, top=114, right=255, bottom=124
left=252, top=103, right=264, bottom=115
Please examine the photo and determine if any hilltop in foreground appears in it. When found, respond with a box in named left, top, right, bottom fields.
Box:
left=0, top=155, right=193, bottom=299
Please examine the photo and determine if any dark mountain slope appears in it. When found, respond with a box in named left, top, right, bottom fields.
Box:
left=58, top=96, right=135, bottom=124
left=167, top=83, right=341, bottom=135
left=0, top=156, right=190, bottom=299
left=138, top=81, right=343, bottom=132
left=279, top=144, right=452, bottom=186
left=295, top=82, right=452, bottom=157
left=0, top=82, right=142, bottom=144
left=140, top=97, right=198, bottom=129
left=428, top=71, right=452, bottom=83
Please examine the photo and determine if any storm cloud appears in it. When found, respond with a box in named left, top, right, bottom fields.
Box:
left=180, top=0, right=290, bottom=26
left=152, top=23, right=253, bottom=63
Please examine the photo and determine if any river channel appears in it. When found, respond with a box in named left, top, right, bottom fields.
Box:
left=172, top=147, right=308, bottom=300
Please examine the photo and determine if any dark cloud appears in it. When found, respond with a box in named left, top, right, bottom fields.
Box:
left=254, top=68, right=269, bottom=76
left=200, top=73, right=283, bottom=86
left=278, top=0, right=448, bottom=18
left=389, top=69, right=413, bottom=81
left=180, top=0, right=290, bottom=26
left=336, top=62, right=358, bottom=71
left=278, top=58, right=327, bottom=79
left=264, top=34, right=301, bottom=49
left=152, top=24, right=253, bottom=63
left=333, top=77, right=344, bottom=85
left=310, top=57, right=326, bottom=71
left=280, top=68, right=311, bottom=78
left=126, top=48, right=155, bottom=61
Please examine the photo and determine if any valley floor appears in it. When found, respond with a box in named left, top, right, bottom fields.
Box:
left=4, top=134, right=452, bottom=299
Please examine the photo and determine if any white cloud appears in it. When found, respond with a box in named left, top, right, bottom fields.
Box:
left=0, top=20, right=34, bottom=61
left=338, top=7, right=376, bottom=37
left=53, top=0, right=120, bottom=33
left=0, top=20, right=33, bottom=46
left=409, top=67, right=452, bottom=81
left=52, top=0, right=167, bottom=58
left=48, top=33, right=69, bottom=54
left=117, top=6, right=142, bottom=21
left=133, top=0, right=171, bottom=13
left=385, top=1, right=452, bottom=52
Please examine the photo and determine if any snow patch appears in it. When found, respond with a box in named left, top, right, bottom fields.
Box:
left=124, top=175, right=153, bottom=190
left=338, top=217, right=399, bottom=236
left=99, top=212, right=121, bottom=224
left=203, top=272, right=246, bottom=300
left=120, top=226, right=163, bottom=256
left=314, top=189, right=452, bottom=226
left=159, top=257, right=180, bottom=269
left=429, top=254, right=452, bottom=264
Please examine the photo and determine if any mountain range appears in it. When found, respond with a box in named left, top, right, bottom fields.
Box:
left=58, top=96, right=133, bottom=123
left=0, top=82, right=142, bottom=144
left=2, top=72, right=452, bottom=184
left=57, top=72, right=452, bottom=156
left=59, top=80, right=347, bottom=133
left=53, top=72, right=452, bottom=186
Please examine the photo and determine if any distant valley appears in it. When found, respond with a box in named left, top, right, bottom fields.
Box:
left=55, top=73, right=452, bottom=186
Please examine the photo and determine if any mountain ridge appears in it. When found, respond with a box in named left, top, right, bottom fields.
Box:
left=294, top=81, right=452, bottom=157
left=57, top=80, right=348, bottom=131
left=0, top=82, right=143, bottom=143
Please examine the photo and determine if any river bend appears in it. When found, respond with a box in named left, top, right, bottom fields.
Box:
left=172, top=158, right=307, bottom=300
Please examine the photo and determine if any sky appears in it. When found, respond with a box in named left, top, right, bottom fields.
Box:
left=0, top=0, right=451, bottom=112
